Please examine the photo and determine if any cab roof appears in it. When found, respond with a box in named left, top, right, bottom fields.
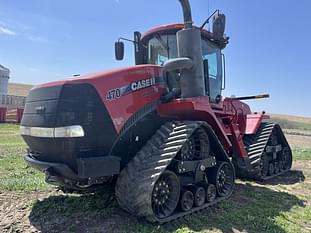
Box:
left=141, top=23, right=228, bottom=49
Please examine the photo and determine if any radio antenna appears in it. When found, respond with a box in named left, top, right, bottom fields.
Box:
left=200, top=9, right=219, bottom=31
left=207, top=0, right=210, bottom=30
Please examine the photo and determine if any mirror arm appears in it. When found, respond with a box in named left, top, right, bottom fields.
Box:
left=118, top=37, right=137, bottom=44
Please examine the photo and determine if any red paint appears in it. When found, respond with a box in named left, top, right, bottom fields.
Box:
left=245, top=113, right=265, bottom=134
left=157, top=97, right=264, bottom=158
left=0, top=107, right=7, bottom=123
left=28, top=25, right=267, bottom=160
left=34, top=62, right=265, bottom=158
left=142, top=23, right=214, bottom=40
left=157, top=97, right=232, bottom=151
left=33, top=65, right=167, bottom=133
left=16, top=108, right=24, bottom=123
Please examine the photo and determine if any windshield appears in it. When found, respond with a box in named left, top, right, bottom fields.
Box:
left=147, top=34, right=178, bottom=65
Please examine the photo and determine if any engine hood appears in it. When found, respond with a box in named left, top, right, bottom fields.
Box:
left=33, top=64, right=163, bottom=90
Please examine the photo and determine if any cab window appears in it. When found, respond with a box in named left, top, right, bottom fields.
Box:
left=147, top=34, right=178, bottom=65
left=202, top=40, right=222, bottom=102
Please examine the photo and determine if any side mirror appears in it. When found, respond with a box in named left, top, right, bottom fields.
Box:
left=115, top=41, right=124, bottom=60
left=212, top=13, right=226, bottom=40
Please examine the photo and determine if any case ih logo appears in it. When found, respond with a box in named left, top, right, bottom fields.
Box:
left=106, top=77, right=163, bottom=101
left=131, top=77, right=155, bottom=91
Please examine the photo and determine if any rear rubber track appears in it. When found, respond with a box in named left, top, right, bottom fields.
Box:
left=243, top=122, right=292, bottom=180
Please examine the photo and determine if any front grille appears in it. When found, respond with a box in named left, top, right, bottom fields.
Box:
left=21, top=83, right=117, bottom=171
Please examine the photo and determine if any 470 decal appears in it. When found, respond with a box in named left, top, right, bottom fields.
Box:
left=106, top=77, right=159, bottom=101
left=106, top=88, right=121, bottom=101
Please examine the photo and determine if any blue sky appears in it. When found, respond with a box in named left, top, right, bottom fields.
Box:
left=0, top=0, right=310, bottom=116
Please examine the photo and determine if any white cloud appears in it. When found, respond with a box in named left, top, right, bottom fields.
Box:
left=27, top=35, right=47, bottom=42
left=0, top=20, right=44, bottom=42
left=0, top=26, right=16, bottom=36
left=115, top=0, right=120, bottom=4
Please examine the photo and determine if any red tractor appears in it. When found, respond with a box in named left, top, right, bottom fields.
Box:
left=21, top=0, right=292, bottom=223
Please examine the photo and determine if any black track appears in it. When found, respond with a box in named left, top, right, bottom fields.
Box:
left=242, top=122, right=293, bottom=180
left=115, top=121, right=234, bottom=223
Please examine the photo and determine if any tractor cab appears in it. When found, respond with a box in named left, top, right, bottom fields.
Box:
left=115, top=21, right=228, bottom=103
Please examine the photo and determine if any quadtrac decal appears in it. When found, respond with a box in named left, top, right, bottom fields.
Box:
left=106, top=76, right=165, bottom=101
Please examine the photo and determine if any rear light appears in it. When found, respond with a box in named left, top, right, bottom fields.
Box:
left=20, top=125, right=84, bottom=138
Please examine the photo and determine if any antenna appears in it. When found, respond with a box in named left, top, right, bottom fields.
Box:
left=200, top=9, right=219, bottom=31
left=207, top=0, right=210, bottom=30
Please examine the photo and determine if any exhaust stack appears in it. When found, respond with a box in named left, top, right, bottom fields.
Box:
left=179, top=0, right=193, bottom=29
left=177, top=0, right=205, bottom=98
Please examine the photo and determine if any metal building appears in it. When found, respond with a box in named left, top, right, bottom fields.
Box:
left=0, top=65, right=10, bottom=95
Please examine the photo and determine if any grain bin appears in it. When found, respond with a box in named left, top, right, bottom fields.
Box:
left=0, top=65, right=10, bottom=95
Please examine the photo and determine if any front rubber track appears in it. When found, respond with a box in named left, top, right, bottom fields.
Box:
left=115, top=121, right=234, bottom=223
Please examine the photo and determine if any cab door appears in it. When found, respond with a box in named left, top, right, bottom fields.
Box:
left=202, top=39, right=223, bottom=102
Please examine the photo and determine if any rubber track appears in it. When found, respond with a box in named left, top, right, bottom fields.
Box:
left=115, top=121, right=230, bottom=223
left=243, top=122, right=291, bottom=180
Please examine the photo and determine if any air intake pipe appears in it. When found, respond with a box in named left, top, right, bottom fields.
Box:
left=177, top=0, right=205, bottom=97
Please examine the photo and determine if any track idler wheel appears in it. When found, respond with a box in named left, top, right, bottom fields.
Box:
left=209, top=161, right=234, bottom=197
left=193, top=186, right=206, bottom=207
left=206, top=184, right=216, bottom=203
left=179, top=127, right=210, bottom=160
left=282, top=147, right=292, bottom=170
left=151, top=170, right=180, bottom=219
left=180, top=190, right=194, bottom=212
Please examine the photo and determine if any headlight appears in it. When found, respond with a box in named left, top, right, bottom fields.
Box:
left=54, top=125, right=84, bottom=138
left=20, top=125, right=85, bottom=138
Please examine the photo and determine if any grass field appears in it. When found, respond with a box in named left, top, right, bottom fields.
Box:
left=270, top=114, right=311, bottom=132
left=0, top=117, right=311, bottom=233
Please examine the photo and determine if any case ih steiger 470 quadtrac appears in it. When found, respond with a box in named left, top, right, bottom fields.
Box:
left=21, top=0, right=292, bottom=223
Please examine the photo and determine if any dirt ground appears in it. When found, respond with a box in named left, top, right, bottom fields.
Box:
left=1, top=161, right=310, bottom=233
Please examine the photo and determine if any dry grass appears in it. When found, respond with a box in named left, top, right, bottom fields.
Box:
left=286, top=134, right=311, bottom=149
left=7, top=83, right=33, bottom=97
left=269, top=113, right=311, bottom=124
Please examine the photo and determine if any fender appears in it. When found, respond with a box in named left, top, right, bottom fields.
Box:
left=109, top=102, right=172, bottom=168
left=245, top=113, right=269, bottom=134
left=200, top=122, right=232, bottom=162
left=157, top=97, right=232, bottom=152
